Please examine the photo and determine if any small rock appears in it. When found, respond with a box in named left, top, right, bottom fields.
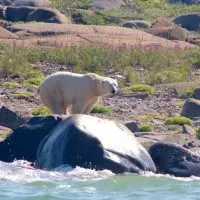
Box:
left=193, top=118, right=200, bottom=127
left=182, top=124, right=196, bottom=135
left=125, top=121, right=139, bottom=133
left=183, top=141, right=196, bottom=148
left=181, top=98, right=200, bottom=119
left=168, top=0, right=200, bottom=5
left=0, top=106, right=26, bottom=130
left=122, top=20, right=151, bottom=29
left=148, top=26, right=187, bottom=41
left=193, top=88, right=200, bottom=100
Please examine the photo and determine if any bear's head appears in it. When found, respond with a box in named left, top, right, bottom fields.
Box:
left=98, top=77, right=118, bottom=96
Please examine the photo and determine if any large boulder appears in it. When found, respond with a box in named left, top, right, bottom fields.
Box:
left=148, top=17, right=187, bottom=41
left=0, top=0, right=13, bottom=6
left=36, top=115, right=156, bottom=174
left=26, top=8, right=69, bottom=23
left=168, top=0, right=200, bottom=5
left=0, top=26, right=18, bottom=38
left=148, top=26, right=187, bottom=41
left=122, top=20, right=151, bottom=29
left=88, top=0, right=126, bottom=9
left=5, top=6, right=36, bottom=21
left=5, top=6, right=69, bottom=23
left=11, top=0, right=51, bottom=7
left=149, top=142, right=200, bottom=177
left=5, top=23, right=195, bottom=49
left=181, top=98, right=200, bottom=119
left=173, top=13, right=200, bottom=31
left=0, top=115, right=62, bottom=162
left=0, top=0, right=50, bottom=6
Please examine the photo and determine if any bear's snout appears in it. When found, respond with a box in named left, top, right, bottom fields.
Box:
left=112, top=88, right=117, bottom=94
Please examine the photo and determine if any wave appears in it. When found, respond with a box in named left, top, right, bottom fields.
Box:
left=0, top=160, right=114, bottom=183
left=0, top=160, right=200, bottom=184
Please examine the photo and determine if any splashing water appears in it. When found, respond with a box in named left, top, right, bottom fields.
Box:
left=0, top=160, right=200, bottom=200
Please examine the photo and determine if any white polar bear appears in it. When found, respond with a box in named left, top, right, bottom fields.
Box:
left=36, top=71, right=118, bottom=115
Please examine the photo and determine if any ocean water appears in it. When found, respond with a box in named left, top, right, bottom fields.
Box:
left=0, top=160, right=199, bottom=200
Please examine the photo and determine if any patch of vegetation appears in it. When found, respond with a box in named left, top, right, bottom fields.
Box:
left=124, top=68, right=141, bottom=84
left=127, top=84, right=155, bottom=95
left=101, top=0, right=200, bottom=22
left=139, top=123, right=153, bottom=132
left=51, top=0, right=91, bottom=10
left=91, top=105, right=112, bottom=114
left=24, top=76, right=44, bottom=88
left=196, top=128, right=200, bottom=140
left=72, top=10, right=107, bottom=25
left=175, top=101, right=185, bottom=108
left=178, top=87, right=195, bottom=98
left=15, top=91, right=32, bottom=97
left=32, top=106, right=52, bottom=116
left=0, top=45, right=200, bottom=86
left=165, top=116, right=192, bottom=126
left=3, top=81, right=19, bottom=87
left=167, top=124, right=182, bottom=131
left=134, top=112, right=167, bottom=121
left=0, top=130, right=10, bottom=140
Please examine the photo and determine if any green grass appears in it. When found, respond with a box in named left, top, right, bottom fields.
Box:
left=15, top=91, right=32, bottom=97
left=124, top=68, right=141, bottom=84
left=51, top=0, right=91, bottom=10
left=127, top=84, right=155, bottom=95
left=72, top=10, right=107, bottom=25
left=24, top=76, right=44, bottom=88
left=0, top=130, right=10, bottom=140
left=132, top=112, right=167, bottom=121
left=101, top=0, right=200, bottom=22
left=32, top=106, right=52, bottom=116
left=196, top=128, right=200, bottom=139
left=165, top=116, right=192, bottom=126
left=178, top=87, right=195, bottom=98
left=91, top=105, right=112, bottom=114
left=139, top=123, right=153, bottom=132
left=3, top=81, right=20, bottom=87
left=0, top=45, right=200, bottom=86
left=167, top=124, right=182, bottom=131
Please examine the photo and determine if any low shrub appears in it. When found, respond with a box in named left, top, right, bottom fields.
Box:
left=91, top=105, right=112, bottom=114
left=139, top=124, right=153, bottom=132
left=127, top=84, right=155, bottom=95
left=15, top=91, right=32, bottom=97
left=32, top=106, right=52, bottom=116
left=3, top=81, right=19, bottom=87
left=165, top=116, right=192, bottom=126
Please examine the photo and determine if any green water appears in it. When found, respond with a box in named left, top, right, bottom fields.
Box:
left=0, top=161, right=199, bottom=200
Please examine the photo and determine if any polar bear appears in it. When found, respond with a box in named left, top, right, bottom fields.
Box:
left=36, top=71, right=118, bottom=115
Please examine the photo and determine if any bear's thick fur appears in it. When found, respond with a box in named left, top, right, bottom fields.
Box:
left=37, top=72, right=118, bottom=115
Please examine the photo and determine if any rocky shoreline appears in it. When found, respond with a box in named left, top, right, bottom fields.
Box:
left=1, top=67, right=200, bottom=155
